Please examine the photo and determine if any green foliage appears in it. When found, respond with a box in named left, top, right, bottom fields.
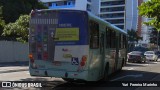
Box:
left=0, top=0, right=47, bottom=23
left=0, top=6, right=5, bottom=35
left=0, top=6, right=5, bottom=25
left=150, top=28, right=160, bottom=44
left=0, top=0, right=47, bottom=42
left=127, top=29, right=142, bottom=43
left=138, top=0, right=160, bottom=30
left=2, top=15, right=30, bottom=43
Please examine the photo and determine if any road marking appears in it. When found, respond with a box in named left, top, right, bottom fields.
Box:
left=110, top=74, right=143, bottom=81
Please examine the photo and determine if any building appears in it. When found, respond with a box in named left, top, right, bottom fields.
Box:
left=125, top=0, right=138, bottom=31
left=39, top=0, right=100, bottom=16
left=99, top=0, right=125, bottom=29
left=137, top=0, right=143, bottom=36
left=39, top=0, right=126, bottom=30
left=39, top=0, right=92, bottom=11
left=137, top=0, right=151, bottom=47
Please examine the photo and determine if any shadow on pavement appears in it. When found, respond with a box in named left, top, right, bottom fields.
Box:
left=0, top=61, right=29, bottom=67
left=126, top=61, right=159, bottom=67
left=125, top=63, right=147, bottom=67
left=2, top=69, right=160, bottom=90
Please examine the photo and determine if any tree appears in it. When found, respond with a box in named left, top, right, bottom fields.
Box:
left=150, top=28, right=157, bottom=44
left=127, top=29, right=142, bottom=43
left=2, top=15, right=30, bottom=43
left=138, top=0, right=160, bottom=30
left=127, top=29, right=142, bottom=52
left=0, top=6, right=5, bottom=36
left=1, top=0, right=47, bottom=42
left=0, top=0, right=47, bottom=23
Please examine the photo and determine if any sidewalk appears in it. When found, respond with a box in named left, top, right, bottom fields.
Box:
left=0, top=61, right=29, bottom=73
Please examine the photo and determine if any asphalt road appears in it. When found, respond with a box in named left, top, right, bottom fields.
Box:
left=1, top=60, right=160, bottom=90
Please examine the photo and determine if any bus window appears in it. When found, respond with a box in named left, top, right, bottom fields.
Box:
left=119, top=34, right=122, bottom=48
left=111, top=30, right=116, bottom=48
left=89, top=20, right=99, bottom=49
left=106, top=28, right=110, bottom=48
left=106, top=28, right=116, bottom=48
left=123, top=35, right=126, bottom=48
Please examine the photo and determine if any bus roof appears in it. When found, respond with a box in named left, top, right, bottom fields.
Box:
left=32, top=9, right=127, bottom=35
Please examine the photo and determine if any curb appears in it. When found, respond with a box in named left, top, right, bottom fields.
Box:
left=0, top=69, right=29, bottom=74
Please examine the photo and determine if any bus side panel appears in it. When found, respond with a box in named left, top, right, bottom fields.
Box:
left=105, top=49, right=117, bottom=75
left=88, top=49, right=101, bottom=81
left=117, top=49, right=125, bottom=70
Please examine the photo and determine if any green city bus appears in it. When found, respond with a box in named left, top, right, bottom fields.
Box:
left=29, top=9, right=127, bottom=81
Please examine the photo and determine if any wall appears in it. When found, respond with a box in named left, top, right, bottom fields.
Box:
left=0, top=41, right=29, bottom=63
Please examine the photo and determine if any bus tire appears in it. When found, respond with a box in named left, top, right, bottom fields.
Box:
left=103, top=63, right=109, bottom=81
left=62, top=78, right=86, bottom=83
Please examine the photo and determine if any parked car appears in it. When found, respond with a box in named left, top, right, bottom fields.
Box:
left=144, top=51, right=158, bottom=61
left=127, top=51, right=146, bottom=63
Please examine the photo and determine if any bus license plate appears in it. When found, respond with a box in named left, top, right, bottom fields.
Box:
left=53, top=61, right=61, bottom=66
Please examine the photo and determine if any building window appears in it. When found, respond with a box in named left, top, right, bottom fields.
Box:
left=87, top=4, right=91, bottom=11
left=49, top=2, right=52, bottom=6
left=68, top=2, right=71, bottom=5
left=116, top=25, right=124, bottom=29
left=100, top=13, right=124, bottom=18
left=101, top=1, right=125, bottom=6
left=100, top=7, right=125, bottom=12
left=107, top=19, right=124, bottom=24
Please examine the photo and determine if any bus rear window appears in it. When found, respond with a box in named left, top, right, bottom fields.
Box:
left=55, top=28, right=79, bottom=41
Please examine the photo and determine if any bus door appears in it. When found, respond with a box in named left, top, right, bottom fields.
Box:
left=100, top=33, right=105, bottom=76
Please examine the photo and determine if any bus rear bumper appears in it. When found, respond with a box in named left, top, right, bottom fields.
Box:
left=29, top=68, right=89, bottom=81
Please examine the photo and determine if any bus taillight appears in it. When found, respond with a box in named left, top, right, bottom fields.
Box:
left=80, top=56, right=87, bottom=66
left=29, top=54, right=34, bottom=63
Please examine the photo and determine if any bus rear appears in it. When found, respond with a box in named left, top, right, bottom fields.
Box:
left=29, top=10, right=89, bottom=81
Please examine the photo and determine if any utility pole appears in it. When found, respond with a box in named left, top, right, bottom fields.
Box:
left=157, top=31, right=159, bottom=50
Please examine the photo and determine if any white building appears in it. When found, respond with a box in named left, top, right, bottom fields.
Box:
left=125, top=0, right=138, bottom=31
left=139, top=18, right=152, bottom=45
left=39, top=0, right=129, bottom=30
left=39, top=0, right=92, bottom=11
left=99, top=0, right=125, bottom=29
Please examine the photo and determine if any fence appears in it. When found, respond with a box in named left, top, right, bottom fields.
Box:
left=0, top=41, right=29, bottom=63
